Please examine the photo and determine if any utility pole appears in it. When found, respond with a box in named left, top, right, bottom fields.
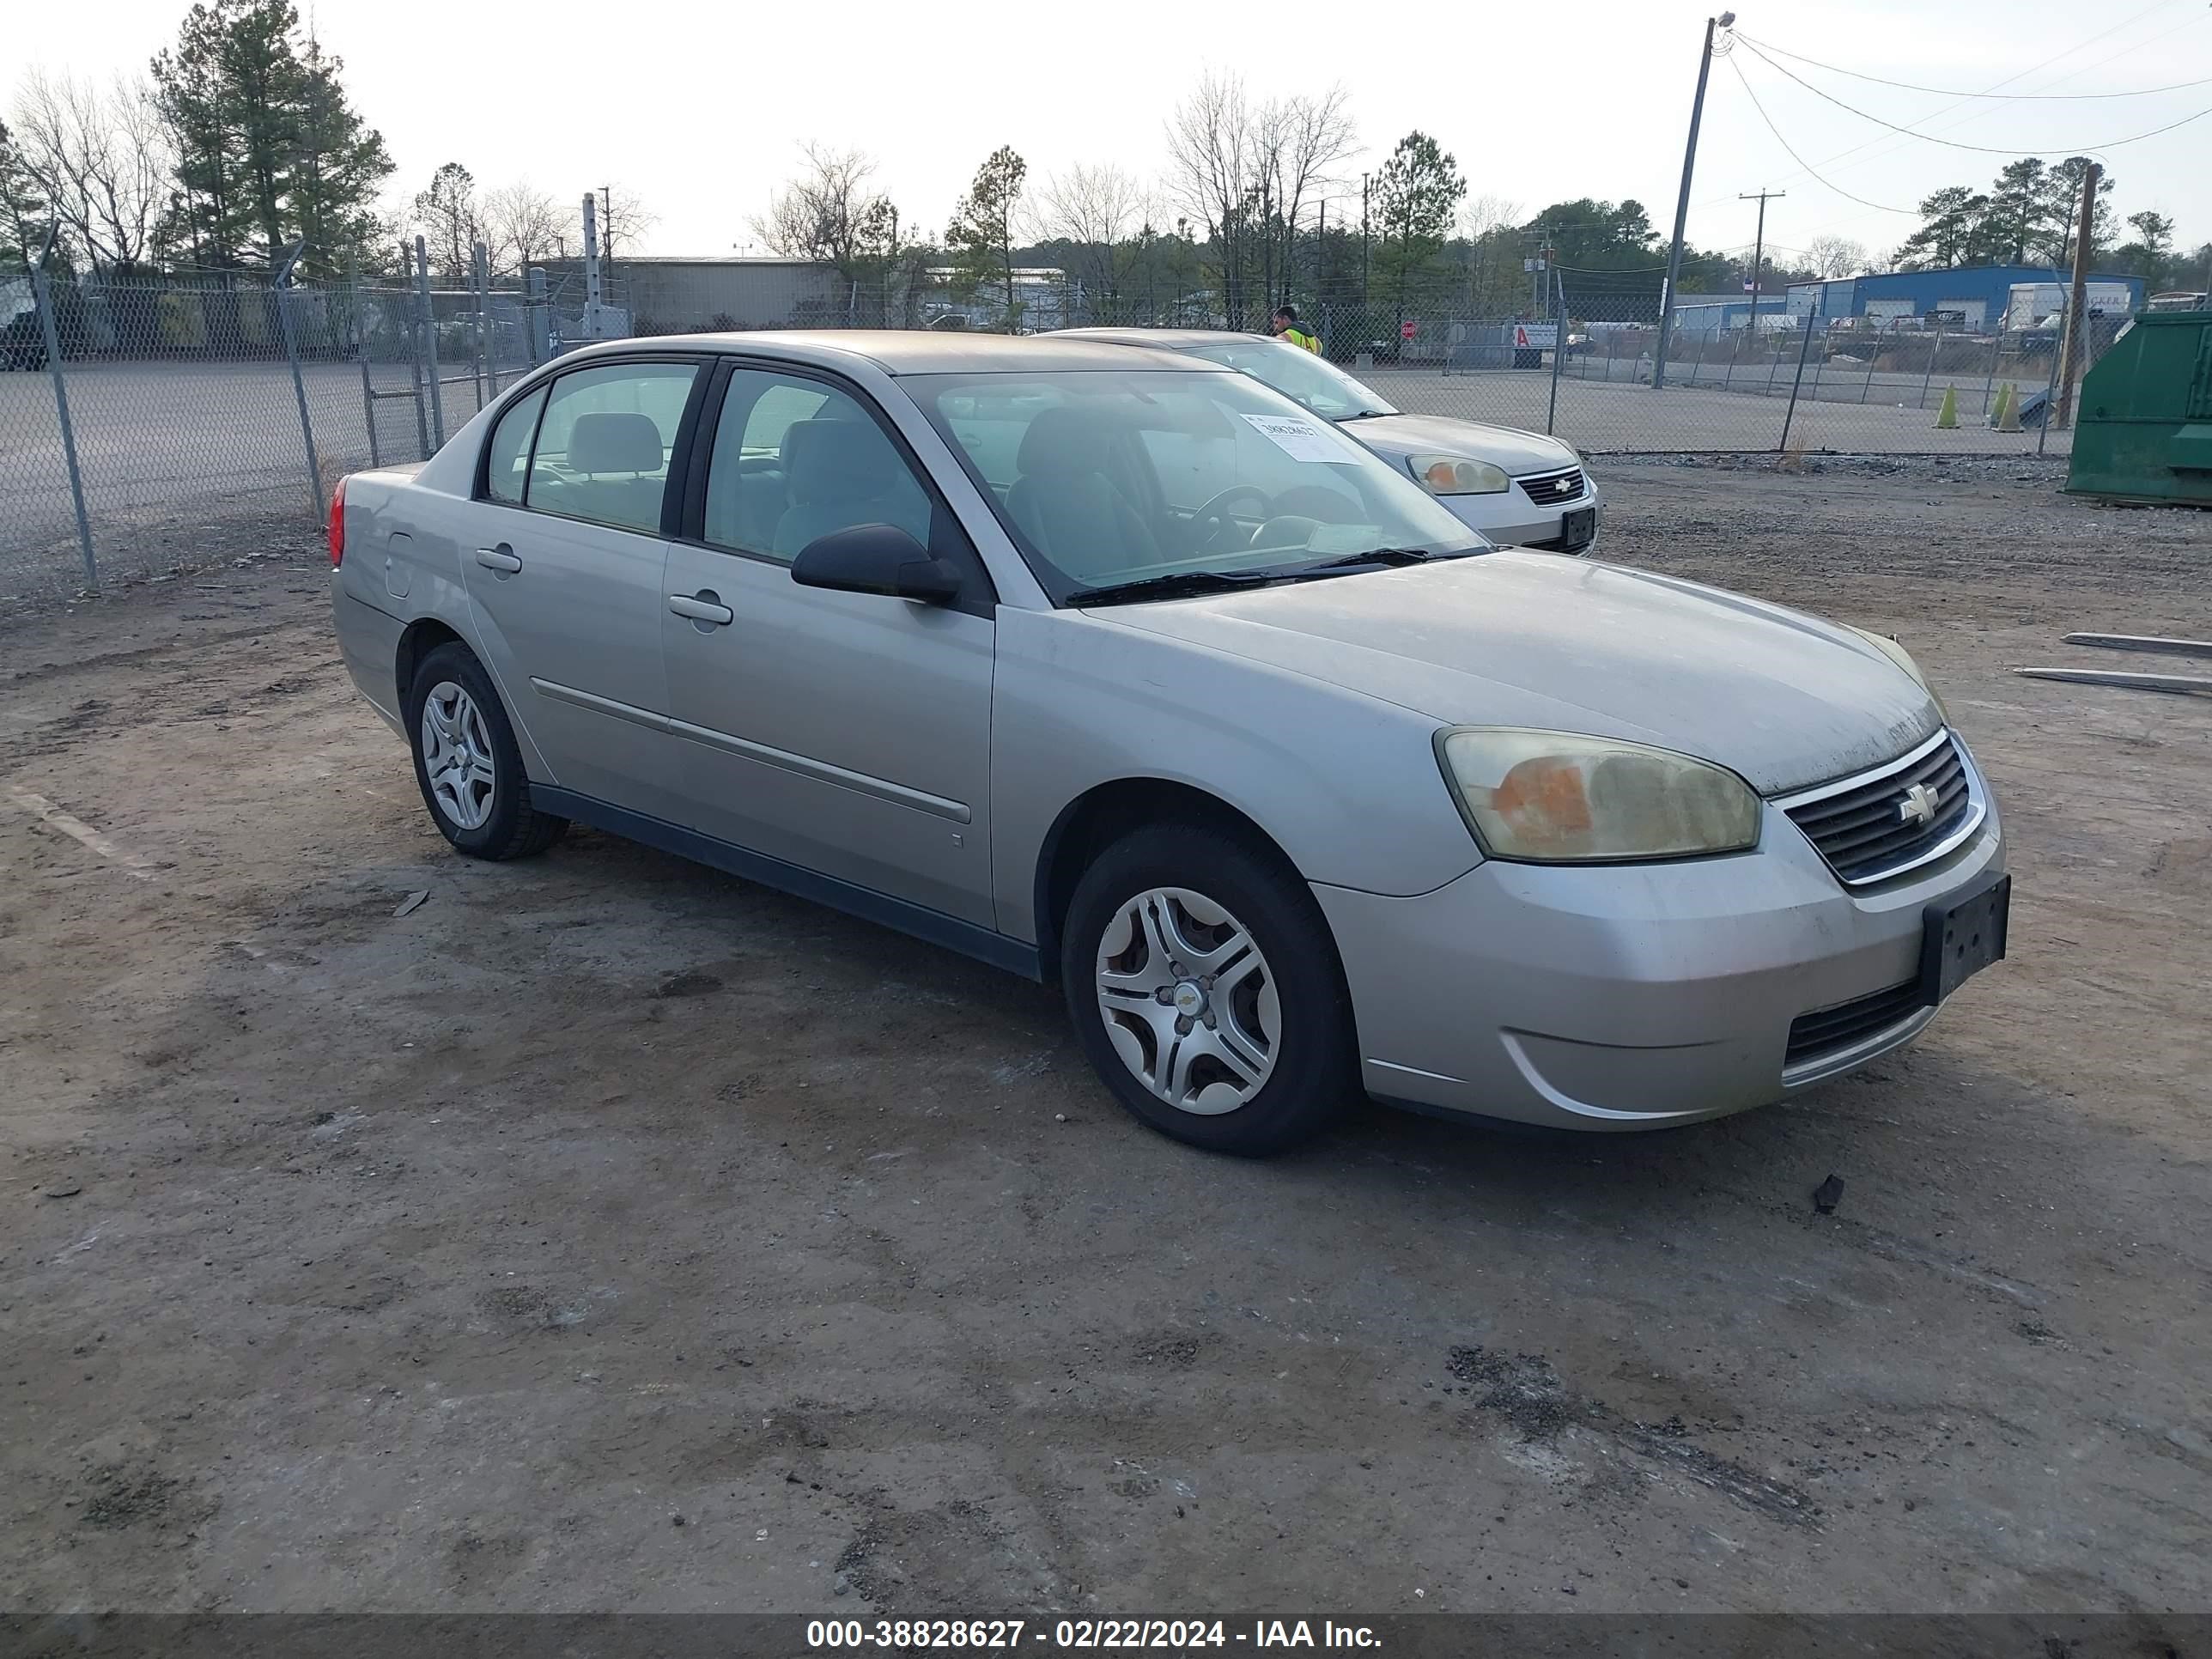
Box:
left=1653, top=10, right=1735, bottom=390
left=1740, top=190, right=1784, bottom=325
left=2053, top=160, right=2100, bottom=430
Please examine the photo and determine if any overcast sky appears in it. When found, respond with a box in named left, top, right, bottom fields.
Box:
left=15, top=0, right=2212, bottom=269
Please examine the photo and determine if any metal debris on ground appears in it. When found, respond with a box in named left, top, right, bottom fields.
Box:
left=1813, top=1174, right=1845, bottom=1215
left=2016, top=634, right=2212, bottom=698
left=392, top=890, right=430, bottom=918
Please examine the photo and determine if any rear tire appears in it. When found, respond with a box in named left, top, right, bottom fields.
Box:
left=404, top=641, right=568, bottom=860
left=1060, top=822, right=1357, bottom=1156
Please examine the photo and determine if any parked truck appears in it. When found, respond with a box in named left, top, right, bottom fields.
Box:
left=2002, top=281, right=2135, bottom=334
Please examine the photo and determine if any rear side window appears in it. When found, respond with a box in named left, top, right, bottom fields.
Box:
left=483, top=386, right=547, bottom=505
left=525, top=362, right=700, bottom=533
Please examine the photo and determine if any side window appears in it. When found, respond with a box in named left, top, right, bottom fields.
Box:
left=483, top=385, right=547, bottom=505
left=525, top=362, right=699, bottom=533
left=702, top=369, right=933, bottom=563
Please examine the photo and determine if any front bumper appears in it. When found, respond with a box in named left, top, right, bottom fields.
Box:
left=1443, top=488, right=1604, bottom=551
left=1312, top=780, right=2005, bottom=1131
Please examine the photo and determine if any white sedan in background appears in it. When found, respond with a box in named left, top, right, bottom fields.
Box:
left=1054, top=328, right=1603, bottom=552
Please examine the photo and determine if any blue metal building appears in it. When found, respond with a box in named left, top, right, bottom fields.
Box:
left=1783, top=266, right=2145, bottom=330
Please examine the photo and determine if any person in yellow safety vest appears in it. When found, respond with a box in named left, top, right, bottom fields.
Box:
left=1271, top=305, right=1321, bottom=353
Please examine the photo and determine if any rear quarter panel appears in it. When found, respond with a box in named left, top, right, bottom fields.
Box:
left=332, top=463, right=554, bottom=779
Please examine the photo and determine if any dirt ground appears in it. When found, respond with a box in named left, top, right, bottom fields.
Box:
left=3, top=458, right=2209, bottom=1620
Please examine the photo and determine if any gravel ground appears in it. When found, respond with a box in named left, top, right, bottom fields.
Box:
left=2, top=458, right=2209, bottom=1621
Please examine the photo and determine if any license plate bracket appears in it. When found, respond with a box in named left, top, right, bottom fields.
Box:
left=1919, top=872, right=2010, bottom=1006
left=1559, top=507, right=1597, bottom=551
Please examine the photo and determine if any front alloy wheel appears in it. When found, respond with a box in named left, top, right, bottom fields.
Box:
left=1060, top=823, right=1356, bottom=1156
left=1096, top=887, right=1281, bottom=1114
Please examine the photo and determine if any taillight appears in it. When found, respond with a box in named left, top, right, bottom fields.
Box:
left=328, top=477, right=348, bottom=567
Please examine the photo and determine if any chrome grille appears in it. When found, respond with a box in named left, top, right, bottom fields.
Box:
left=1518, top=468, right=1584, bottom=507
left=1779, top=730, right=1979, bottom=885
left=1785, top=979, right=1923, bottom=1069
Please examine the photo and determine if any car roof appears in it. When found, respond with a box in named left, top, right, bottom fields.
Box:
left=1050, top=328, right=1274, bottom=351
left=552, top=329, right=1224, bottom=376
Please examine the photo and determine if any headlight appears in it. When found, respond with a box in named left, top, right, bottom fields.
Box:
left=1844, top=625, right=1948, bottom=719
left=1410, top=453, right=1510, bottom=495
left=1435, top=728, right=1761, bottom=862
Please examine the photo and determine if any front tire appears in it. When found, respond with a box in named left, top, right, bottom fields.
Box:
left=404, top=642, right=567, bottom=860
left=1060, top=823, right=1357, bottom=1156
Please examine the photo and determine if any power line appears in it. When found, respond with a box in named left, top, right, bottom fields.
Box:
left=1697, top=0, right=2193, bottom=219
left=1726, top=56, right=1917, bottom=214
left=1733, top=33, right=2212, bottom=100
left=1735, top=35, right=2212, bottom=155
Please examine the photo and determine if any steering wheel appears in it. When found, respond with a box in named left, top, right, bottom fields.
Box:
left=1190, top=484, right=1274, bottom=550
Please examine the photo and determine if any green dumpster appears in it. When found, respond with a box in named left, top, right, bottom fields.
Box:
left=2065, top=309, right=2212, bottom=506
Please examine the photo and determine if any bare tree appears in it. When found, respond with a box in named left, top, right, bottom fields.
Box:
left=1167, top=74, right=1357, bottom=321
left=1257, top=85, right=1356, bottom=306
left=483, top=180, right=574, bottom=277
left=412, top=161, right=481, bottom=279
left=1036, top=162, right=1144, bottom=311
left=753, top=143, right=899, bottom=283
left=1165, top=72, right=1265, bottom=320
left=1456, top=193, right=1522, bottom=312
left=593, top=183, right=657, bottom=263
left=1806, top=234, right=1868, bottom=280
left=12, top=71, right=167, bottom=272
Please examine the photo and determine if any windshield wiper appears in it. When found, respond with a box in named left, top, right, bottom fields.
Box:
left=1291, top=546, right=1438, bottom=575
left=1335, top=409, right=1395, bottom=421
left=1063, top=568, right=1297, bottom=607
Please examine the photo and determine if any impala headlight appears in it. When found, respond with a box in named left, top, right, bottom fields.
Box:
left=1410, top=453, right=1510, bottom=495
left=1844, top=625, right=1948, bottom=719
left=1435, top=728, right=1762, bottom=862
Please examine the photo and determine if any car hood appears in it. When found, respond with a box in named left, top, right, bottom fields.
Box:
left=1096, top=551, right=1940, bottom=795
left=1341, top=413, right=1578, bottom=476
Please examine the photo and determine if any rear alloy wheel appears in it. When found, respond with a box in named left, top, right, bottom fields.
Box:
left=1061, top=823, right=1355, bottom=1155
left=404, top=641, right=567, bottom=860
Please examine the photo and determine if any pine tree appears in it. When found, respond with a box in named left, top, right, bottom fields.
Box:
left=149, top=0, right=392, bottom=272
left=0, top=118, right=55, bottom=270
left=1372, top=131, right=1464, bottom=332
left=947, top=147, right=1027, bottom=332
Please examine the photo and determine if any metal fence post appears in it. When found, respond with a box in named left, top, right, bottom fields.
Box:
left=1546, top=268, right=1566, bottom=436
left=351, top=262, right=380, bottom=469
left=274, top=241, right=326, bottom=523
left=2035, top=336, right=2063, bottom=459
left=416, top=235, right=446, bottom=450
left=472, top=240, right=490, bottom=403
left=527, top=266, right=548, bottom=365
left=1778, top=311, right=1817, bottom=453
left=1917, top=321, right=1945, bottom=412
left=1979, top=330, right=2002, bottom=418
left=28, top=239, right=97, bottom=590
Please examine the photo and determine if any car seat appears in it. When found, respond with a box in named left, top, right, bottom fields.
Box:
left=1005, top=407, right=1162, bottom=580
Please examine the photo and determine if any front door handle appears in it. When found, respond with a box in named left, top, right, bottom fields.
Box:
left=475, top=545, right=523, bottom=574
left=668, top=591, right=734, bottom=627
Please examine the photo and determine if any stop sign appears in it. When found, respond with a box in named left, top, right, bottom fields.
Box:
left=1400, top=320, right=1417, bottom=340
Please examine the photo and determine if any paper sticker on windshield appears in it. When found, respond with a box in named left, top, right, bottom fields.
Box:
left=1241, top=413, right=1340, bottom=463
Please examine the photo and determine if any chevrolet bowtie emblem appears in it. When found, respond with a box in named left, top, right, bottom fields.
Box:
left=1897, top=782, right=1940, bottom=826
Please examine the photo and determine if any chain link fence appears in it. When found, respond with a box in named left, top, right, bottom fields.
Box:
left=2, top=256, right=625, bottom=607
left=2, top=252, right=2120, bottom=611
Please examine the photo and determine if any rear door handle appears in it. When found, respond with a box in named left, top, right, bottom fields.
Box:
left=475, top=546, right=522, bottom=573
left=668, top=592, right=734, bottom=627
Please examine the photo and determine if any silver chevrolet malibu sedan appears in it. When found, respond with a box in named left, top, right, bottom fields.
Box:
left=331, top=331, right=2008, bottom=1156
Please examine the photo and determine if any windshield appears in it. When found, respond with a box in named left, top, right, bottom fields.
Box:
left=908, top=368, right=1481, bottom=603
left=1182, top=338, right=1399, bottom=421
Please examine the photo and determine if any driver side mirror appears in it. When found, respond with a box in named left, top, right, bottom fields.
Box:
left=790, top=523, right=963, bottom=605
